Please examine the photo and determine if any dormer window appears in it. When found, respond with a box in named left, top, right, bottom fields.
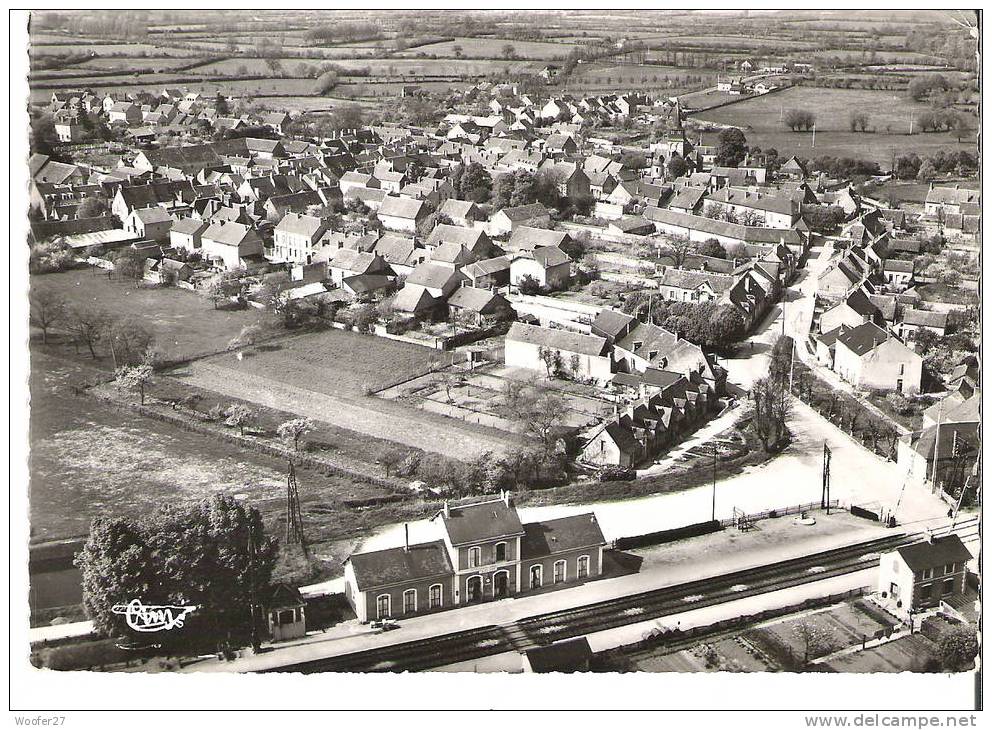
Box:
left=633, top=341, right=643, bottom=351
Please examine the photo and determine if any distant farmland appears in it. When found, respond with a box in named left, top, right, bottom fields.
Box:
left=694, top=85, right=977, bottom=165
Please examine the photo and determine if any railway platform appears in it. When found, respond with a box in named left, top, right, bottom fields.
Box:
left=185, top=511, right=952, bottom=673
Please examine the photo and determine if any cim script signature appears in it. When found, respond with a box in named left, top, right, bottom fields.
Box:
left=111, top=599, right=198, bottom=633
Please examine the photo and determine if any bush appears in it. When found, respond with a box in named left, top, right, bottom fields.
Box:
left=599, top=466, right=635, bottom=482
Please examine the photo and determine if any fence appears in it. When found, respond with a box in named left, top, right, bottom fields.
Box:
left=718, top=500, right=841, bottom=529
left=614, top=520, right=722, bottom=551
left=630, top=585, right=867, bottom=652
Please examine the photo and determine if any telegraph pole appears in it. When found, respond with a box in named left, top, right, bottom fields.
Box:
left=821, top=443, right=832, bottom=513
left=248, top=522, right=260, bottom=652
left=711, top=441, right=718, bottom=521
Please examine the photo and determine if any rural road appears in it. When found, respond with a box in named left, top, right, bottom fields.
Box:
left=174, top=361, right=520, bottom=461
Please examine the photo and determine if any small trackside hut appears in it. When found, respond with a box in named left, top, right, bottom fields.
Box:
left=343, top=493, right=606, bottom=622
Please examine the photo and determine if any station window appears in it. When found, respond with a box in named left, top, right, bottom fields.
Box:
left=403, top=589, right=417, bottom=615
left=495, top=542, right=507, bottom=562
left=554, top=560, right=566, bottom=584
left=577, top=555, right=589, bottom=579
left=468, top=546, right=481, bottom=568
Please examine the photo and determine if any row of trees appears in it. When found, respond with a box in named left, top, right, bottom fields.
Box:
left=784, top=109, right=816, bottom=132
left=30, top=287, right=158, bottom=367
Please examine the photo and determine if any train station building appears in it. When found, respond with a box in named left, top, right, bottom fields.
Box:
left=343, top=493, right=606, bottom=622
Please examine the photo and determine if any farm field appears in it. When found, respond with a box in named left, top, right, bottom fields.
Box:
left=396, top=37, right=581, bottom=60
left=695, top=85, right=977, bottom=164
left=32, top=270, right=264, bottom=363
left=28, top=347, right=396, bottom=543
left=173, top=329, right=522, bottom=459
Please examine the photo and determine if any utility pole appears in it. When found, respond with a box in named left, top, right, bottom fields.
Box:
left=248, top=522, right=260, bottom=652
left=711, top=441, right=718, bottom=521
left=788, top=336, right=796, bottom=396
left=821, top=443, right=831, bottom=513
left=811, top=122, right=816, bottom=149
left=931, top=400, right=943, bottom=493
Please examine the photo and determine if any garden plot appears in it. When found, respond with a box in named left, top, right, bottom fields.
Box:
left=742, top=599, right=899, bottom=667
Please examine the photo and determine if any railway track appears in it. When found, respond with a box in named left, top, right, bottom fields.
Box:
left=260, top=520, right=978, bottom=673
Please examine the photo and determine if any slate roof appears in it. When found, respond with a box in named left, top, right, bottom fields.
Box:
left=132, top=206, right=173, bottom=225
left=883, top=259, right=914, bottom=274
left=591, top=309, right=637, bottom=340
left=521, top=514, right=606, bottom=559
left=835, top=321, right=890, bottom=356
left=925, top=186, right=979, bottom=206
left=902, top=309, right=948, bottom=329
left=406, top=263, right=463, bottom=289
left=532, top=246, right=571, bottom=267
left=440, top=498, right=525, bottom=546
left=462, top=255, right=511, bottom=279
left=896, top=535, right=972, bottom=572
left=506, top=322, right=608, bottom=357
left=508, top=226, right=569, bottom=252
left=379, top=195, right=426, bottom=220
left=440, top=199, right=481, bottom=219
left=426, top=224, right=487, bottom=250
left=391, top=285, right=436, bottom=313
left=276, top=212, right=326, bottom=239
left=446, top=286, right=508, bottom=313
left=203, top=221, right=255, bottom=246
left=329, top=248, right=380, bottom=273
left=347, top=540, right=453, bottom=591
left=170, top=217, right=208, bottom=236
left=706, top=188, right=796, bottom=216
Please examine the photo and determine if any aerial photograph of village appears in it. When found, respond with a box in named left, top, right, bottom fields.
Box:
left=20, top=7, right=980, bottom=692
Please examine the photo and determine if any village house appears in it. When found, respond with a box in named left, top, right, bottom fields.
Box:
left=327, top=249, right=392, bottom=287
left=439, top=199, right=485, bottom=227
left=818, top=287, right=885, bottom=334
left=832, top=322, right=922, bottom=394
left=378, top=196, right=429, bottom=234
left=924, top=184, right=979, bottom=217
left=169, top=218, right=210, bottom=251
left=510, top=246, right=571, bottom=292
left=704, top=188, right=799, bottom=229
left=200, top=220, right=265, bottom=270
left=446, top=286, right=514, bottom=325
left=882, top=259, right=914, bottom=291
left=273, top=212, right=330, bottom=264
left=461, top=256, right=512, bottom=290
left=897, top=308, right=949, bottom=341
left=876, top=534, right=972, bottom=619
left=489, top=203, right=552, bottom=236
left=123, top=206, right=173, bottom=243
left=505, top=322, right=613, bottom=384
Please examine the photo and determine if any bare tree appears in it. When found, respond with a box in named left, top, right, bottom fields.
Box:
left=68, top=306, right=110, bottom=359
left=660, top=235, right=693, bottom=268
left=29, top=288, right=66, bottom=344
left=750, top=376, right=791, bottom=452
left=517, top=389, right=570, bottom=454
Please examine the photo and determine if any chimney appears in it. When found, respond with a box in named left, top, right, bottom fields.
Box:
left=404, top=523, right=409, bottom=552
left=443, top=501, right=450, bottom=518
